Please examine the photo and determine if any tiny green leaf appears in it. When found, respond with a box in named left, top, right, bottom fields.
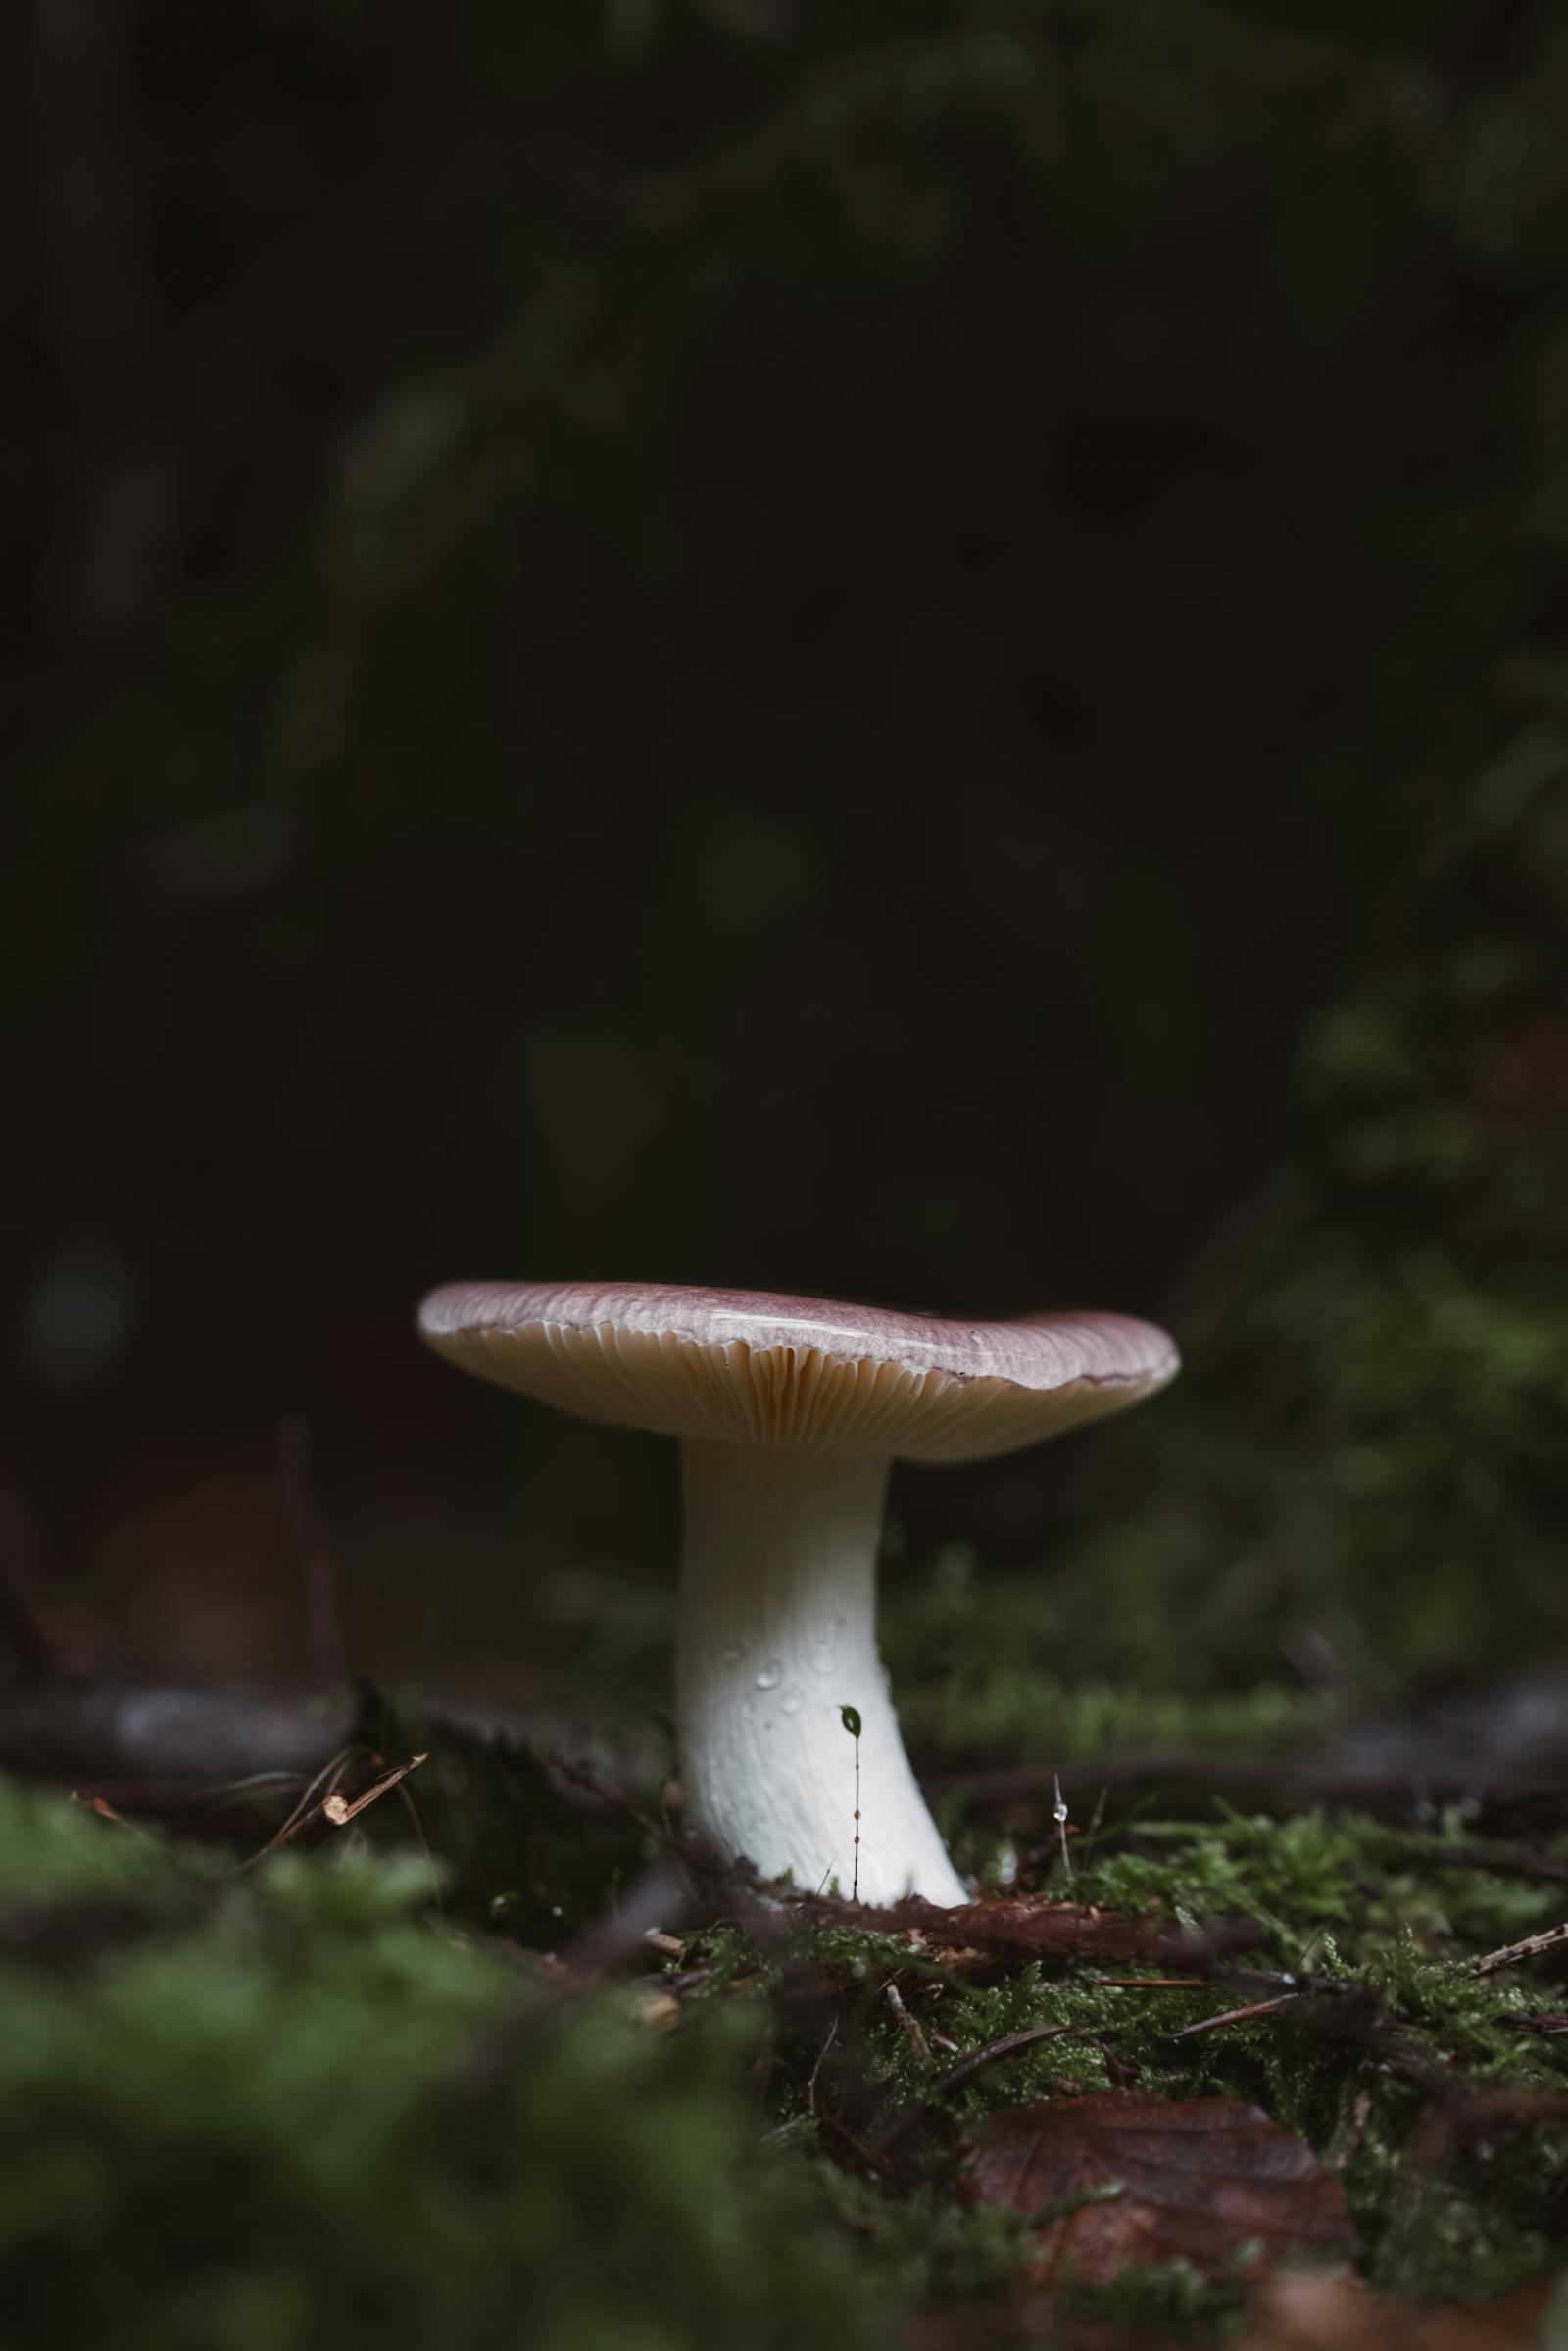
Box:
left=840, top=1705, right=862, bottom=1739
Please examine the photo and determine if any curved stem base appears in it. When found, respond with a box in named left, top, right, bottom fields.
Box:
left=675, top=1440, right=964, bottom=1906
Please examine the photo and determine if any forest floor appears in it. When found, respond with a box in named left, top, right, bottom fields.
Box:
left=2, top=1575, right=1568, bottom=2351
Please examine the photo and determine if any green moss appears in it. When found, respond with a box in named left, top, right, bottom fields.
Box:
left=0, top=1777, right=215, bottom=1908
left=768, top=1804, right=1568, bottom=2338
left=1071, top=1812, right=1568, bottom=1970
left=1352, top=2114, right=1568, bottom=2306
left=0, top=1783, right=886, bottom=2351
left=4, top=1744, right=1566, bottom=2351
left=882, top=1540, right=1343, bottom=1763
left=5, top=1768, right=1568, bottom=2348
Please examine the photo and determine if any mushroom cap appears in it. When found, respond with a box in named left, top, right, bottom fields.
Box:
left=416, top=1281, right=1178, bottom=1463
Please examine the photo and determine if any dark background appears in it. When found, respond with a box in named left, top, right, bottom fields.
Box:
left=7, top=0, right=1568, bottom=1726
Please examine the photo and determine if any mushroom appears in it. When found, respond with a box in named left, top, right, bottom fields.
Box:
left=416, top=1281, right=1177, bottom=1906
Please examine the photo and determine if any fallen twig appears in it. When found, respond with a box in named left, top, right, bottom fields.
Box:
left=237, top=1746, right=427, bottom=1866
left=1174, top=1992, right=1298, bottom=2038
left=876, top=2023, right=1079, bottom=2152
left=1094, top=1976, right=1205, bottom=1989
left=884, top=1978, right=931, bottom=2064
left=321, top=1752, right=428, bottom=1829
left=1474, top=1919, right=1568, bottom=1976
left=807, top=2016, right=839, bottom=2114
left=241, top=1747, right=361, bottom=1867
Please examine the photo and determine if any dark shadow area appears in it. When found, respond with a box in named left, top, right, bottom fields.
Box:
left=5, top=0, right=1568, bottom=1715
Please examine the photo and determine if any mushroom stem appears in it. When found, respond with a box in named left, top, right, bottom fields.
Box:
left=675, top=1438, right=965, bottom=1906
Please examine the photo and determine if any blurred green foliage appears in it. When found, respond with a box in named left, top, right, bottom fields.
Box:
left=1040, top=695, right=1568, bottom=1691
left=8, top=0, right=1568, bottom=1704
left=0, top=1781, right=880, bottom=2351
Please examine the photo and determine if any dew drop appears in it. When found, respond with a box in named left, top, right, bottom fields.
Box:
left=754, top=1659, right=783, bottom=1691
left=720, top=1642, right=745, bottom=1667
left=780, top=1685, right=805, bottom=1716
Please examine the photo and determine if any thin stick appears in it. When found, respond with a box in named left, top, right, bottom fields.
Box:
left=240, top=1746, right=360, bottom=1868
left=885, top=1979, right=931, bottom=2064
left=924, top=2021, right=1078, bottom=2100
left=321, top=1751, right=428, bottom=1828
left=807, top=2015, right=839, bottom=2115
left=1053, top=1773, right=1074, bottom=1885
left=1174, top=1992, right=1298, bottom=2038
left=1094, top=1977, right=1205, bottom=1989
left=240, top=1751, right=428, bottom=1890
left=1475, top=1919, right=1568, bottom=1976
left=875, top=2022, right=1078, bottom=2152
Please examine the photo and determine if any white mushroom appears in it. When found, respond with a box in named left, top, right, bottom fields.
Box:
left=416, top=1281, right=1178, bottom=1907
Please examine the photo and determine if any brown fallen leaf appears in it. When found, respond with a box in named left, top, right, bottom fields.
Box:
left=1236, top=2271, right=1562, bottom=2348
left=962, top=2091, right=1357, bottom=2287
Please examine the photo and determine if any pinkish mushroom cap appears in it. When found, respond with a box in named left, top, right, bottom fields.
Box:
left=416, top=1280, right=1178, bottom=1461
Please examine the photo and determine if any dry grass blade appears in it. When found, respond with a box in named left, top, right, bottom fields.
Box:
left=70, top=1791, right=138, bottom=1830
left=241, top=1746, right=361, bottom=1866
left=320, top=1752, right=428, bottom=1827
left=1093, top=1977, right=1206, bottom=1989
left=236, top=1743, right=432, bottom=1868
left=1175, top=1992, right=1298, bottom=2039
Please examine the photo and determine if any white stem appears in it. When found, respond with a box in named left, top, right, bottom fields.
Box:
left=675, top=1439, right=965, bottom=1906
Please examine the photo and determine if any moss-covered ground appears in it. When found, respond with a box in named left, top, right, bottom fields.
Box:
left=3, top=1640, right=1567, bottom=2351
